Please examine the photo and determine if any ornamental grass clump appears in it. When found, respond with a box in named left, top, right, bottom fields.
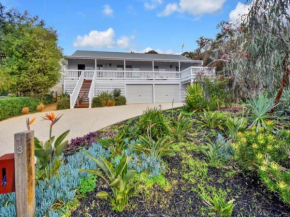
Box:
left=137, top=107, right=171, bottom=140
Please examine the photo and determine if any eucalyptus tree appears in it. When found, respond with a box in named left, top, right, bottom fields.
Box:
left=243, top=0, right=290, bottom=103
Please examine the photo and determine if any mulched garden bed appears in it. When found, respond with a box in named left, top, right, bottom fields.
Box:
left=71, top=151, right=290, bottom=217
left=65, top=107, right=290, bottom=217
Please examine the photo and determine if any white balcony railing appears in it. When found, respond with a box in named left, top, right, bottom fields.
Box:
left=64, top=67, right=215, bottom=83
left=70, top=71, right=84, bottom=109
left=181, top=67, right=215, bottom=81
left=64, top=70, right=182, bottom=80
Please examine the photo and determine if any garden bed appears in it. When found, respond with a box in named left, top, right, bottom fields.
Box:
left=64, top=108, right=290, bottom=217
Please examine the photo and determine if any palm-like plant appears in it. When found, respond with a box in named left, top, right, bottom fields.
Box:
left=98, top=131, right=128, bottom=156
left=247, top=94, right=278, bottom=131
left=131, top=136, right=174, bottom=159
left=225, top=116, right=247, bottom=141
left=171, top=113, right=193, bottom=142
left=81, top=154, right=135, bottom=212
left=197, top=110, right=226, bottom=130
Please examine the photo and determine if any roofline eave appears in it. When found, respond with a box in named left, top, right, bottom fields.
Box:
left=64, top=56, right=202, bottom=63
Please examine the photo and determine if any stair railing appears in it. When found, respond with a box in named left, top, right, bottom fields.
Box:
left=70, top=71, right=85, bottom=109
left=88, top=71, right=96, bottom=108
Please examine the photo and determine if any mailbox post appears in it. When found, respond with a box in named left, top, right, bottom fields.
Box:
left=14, top=131, right=35, bottom=217
left=0, top=131, right=35, bottom=217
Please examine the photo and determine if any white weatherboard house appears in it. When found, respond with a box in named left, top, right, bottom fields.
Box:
left=63, top=50, right=215, bottom=108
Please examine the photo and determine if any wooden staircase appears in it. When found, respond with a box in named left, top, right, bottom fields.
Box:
left=74, top=80, right=92, bottom=108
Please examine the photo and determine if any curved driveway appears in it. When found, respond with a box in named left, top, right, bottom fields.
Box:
left=0, top=103, right=183, bottom=156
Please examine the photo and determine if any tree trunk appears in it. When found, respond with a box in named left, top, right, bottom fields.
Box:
left=271, top=53, right=290, bottom=113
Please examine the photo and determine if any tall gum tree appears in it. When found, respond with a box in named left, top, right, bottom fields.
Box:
left=243, top=0, right=290, bottom=107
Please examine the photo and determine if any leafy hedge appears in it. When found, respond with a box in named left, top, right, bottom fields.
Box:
left=0, top=97, right=40, bottom=121
left=115, top=96, right=126, bottom=106
left=92, top=97, right=104, bottom=108
left=57, top=97, right=70, bottom=110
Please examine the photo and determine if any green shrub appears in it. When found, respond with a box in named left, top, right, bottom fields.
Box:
left=184, top=84, right=207, bottom=111
left=112, top=88, right=121, bottom=98
left=233, top=128, right=290, bottom=205
left=202, top=78, right=231, bottom=110
left=0, top=97, right=40, bottom=120
left=92, top=96, right=104, bottom=108
left=57, top=97, right=70, bottom=110
left=77, top=175, right=97, bottom=194
left=184, top=78, right=232, bottom=112
left=42, top=92, right=54, bottom=105
left=115, top=96, right=126, bottom=106
left=98, top=91, right=113, bottom=102
left=61, top=92, right=70, bottom=99
left=137, top=107, right=171, bottom=140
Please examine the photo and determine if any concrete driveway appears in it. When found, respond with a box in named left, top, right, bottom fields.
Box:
left=0, top=103, right=183, bottom=156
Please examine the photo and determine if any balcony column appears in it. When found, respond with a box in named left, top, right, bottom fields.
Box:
left=124, top=60, right=126, bottom=78
left=179, top=62, right=181, bottom=72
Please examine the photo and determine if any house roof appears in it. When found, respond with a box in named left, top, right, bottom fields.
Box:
left=66, top=50, right=202, bottom=63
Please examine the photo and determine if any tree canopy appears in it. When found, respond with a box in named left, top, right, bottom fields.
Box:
left=145, top=50, right=158, bottom=54
left=0, top=3, right=62, bottom=97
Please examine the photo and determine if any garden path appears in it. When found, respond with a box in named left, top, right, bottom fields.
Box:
left=0, top=103, right=183, bottom=156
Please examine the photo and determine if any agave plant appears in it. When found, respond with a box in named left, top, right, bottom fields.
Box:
left=247, top=94, right=278, bottom=131
left=81, top=155, right=135, bottom=212
left=131, top=136, right=174, bottom=159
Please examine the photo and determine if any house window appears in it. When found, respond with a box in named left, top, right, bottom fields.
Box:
left=97, top=64, right=103, bottom=68
left=176, top=66, right=179, bottom=71
left=126, top=65, right=133, bottom=69
left=117, top=65, right=124, bottom=69
left=154, top=66, right=159, bottom=71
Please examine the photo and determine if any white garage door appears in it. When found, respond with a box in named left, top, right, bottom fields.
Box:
left=155, top=84, right=180, bottom=103
left=126, top=85, right=153, bottom=103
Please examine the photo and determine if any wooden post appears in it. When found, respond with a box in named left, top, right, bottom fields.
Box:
left=14, top=131, right=35, bottom=217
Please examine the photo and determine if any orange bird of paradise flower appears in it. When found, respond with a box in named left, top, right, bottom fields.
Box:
left=43, top=112, right=63, bottom=127
left=26, top=117, right=36, bottom=131
left=43, top=112, right=63, bottom=138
